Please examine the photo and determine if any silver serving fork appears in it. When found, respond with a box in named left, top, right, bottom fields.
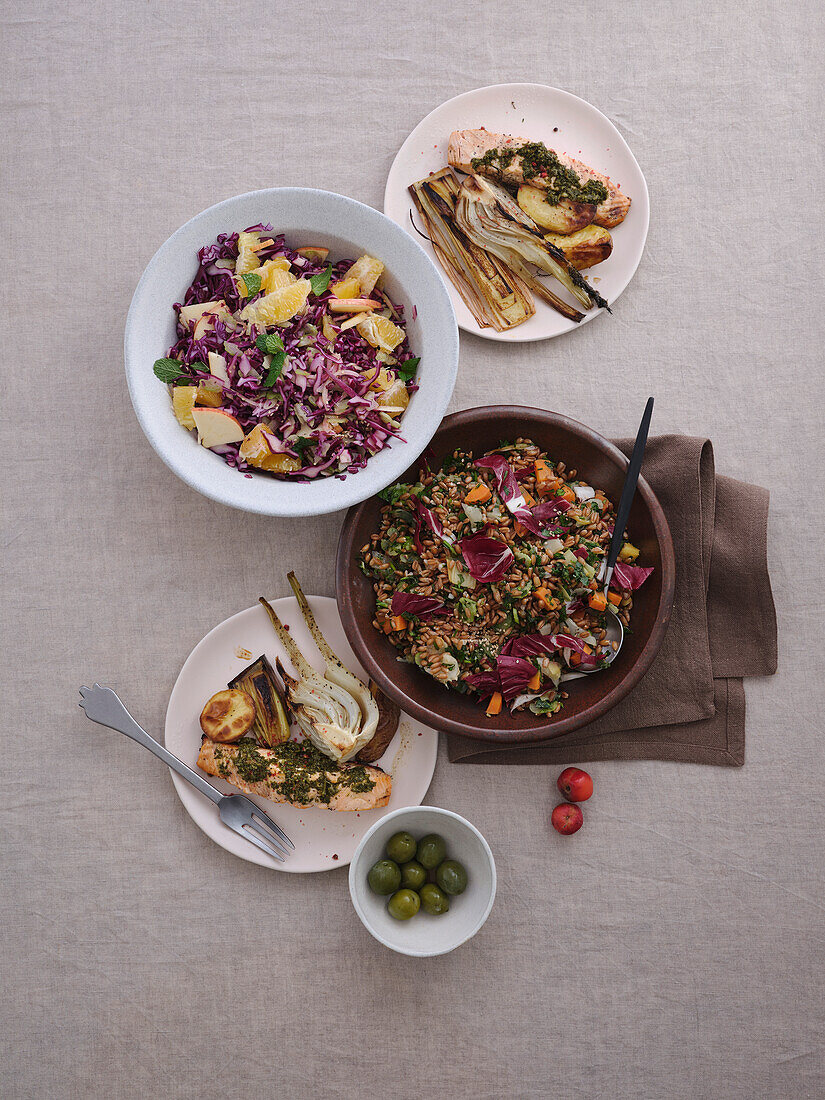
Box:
left=78, top=684, right=294, bottom=862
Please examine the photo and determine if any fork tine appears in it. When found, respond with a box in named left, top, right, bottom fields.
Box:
left=231, top=822, right=285, bottom=863
left=251, top=809, right=295, bottom=851
left=246, top=817, right=290, bottom=857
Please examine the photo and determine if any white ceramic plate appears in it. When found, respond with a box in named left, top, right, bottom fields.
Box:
left=384, top=83, right=649, bottom=343
left=165, top=596, right=438, bottom=872
left=125, top=188, right=458, bottom=516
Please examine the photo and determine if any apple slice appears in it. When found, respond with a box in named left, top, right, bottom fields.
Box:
left=191, top=407, right=244, bottom=449
left=297, top=246, right=330, bottom=262
left=178, top=300, right=226, bottom=328
left=208, top=351, right=230, bottom=385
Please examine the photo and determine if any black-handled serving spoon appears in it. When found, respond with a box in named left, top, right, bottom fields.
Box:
left=568, top=397, right=654, bottom=677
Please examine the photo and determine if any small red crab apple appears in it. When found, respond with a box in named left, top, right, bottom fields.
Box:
left=557, top=767, right=593, bottom=802
left=551, top=803, right=584, bottom=835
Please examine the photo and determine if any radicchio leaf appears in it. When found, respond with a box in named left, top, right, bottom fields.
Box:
left=463, top=669, right=501, bottom=699
left=459, top=530, right=514, bottom=583
left=514, top=497, right=571, bottom=536
left=412, top=499, right=454, bottom=551
left=501, top=631, right=591, bottom=659
left=474, top=454, right=525, bottom=511
left=610, top=563, right=654, bottom=590
left=496, top=654, right=537, bottom=702
left=390, top=593, right=449, bottom=619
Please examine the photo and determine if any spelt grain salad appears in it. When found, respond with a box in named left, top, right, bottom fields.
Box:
left=359, top=439, right=653, bottom=718
left=153, top=225, right=420, bottom=480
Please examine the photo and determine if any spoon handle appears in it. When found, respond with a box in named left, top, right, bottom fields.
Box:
left=604, top=397, right=654, bottom=589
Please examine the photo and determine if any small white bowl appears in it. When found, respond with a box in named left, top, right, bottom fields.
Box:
left=348, top=806, right=496, bottom=957
left=125, top=188, right=458, bottom=517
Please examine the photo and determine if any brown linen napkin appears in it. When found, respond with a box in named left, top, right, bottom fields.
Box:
left=446, top=436, right=777, bottom=767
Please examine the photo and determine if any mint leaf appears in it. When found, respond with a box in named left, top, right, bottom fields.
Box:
left=395, top=356, right=420, bottom=382
left=263, top=350, right=286, bottom=387
left=153, top=357, right=187, bottom=383
left=292, top=436, right=314, bottom=461
left=255, top=332, right=284, bottom=355
left=241, top=272, right=262, bottom=296
left=308, top=264, right=332, bottom=297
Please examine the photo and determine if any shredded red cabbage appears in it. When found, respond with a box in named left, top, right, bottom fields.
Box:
left=163, top=226, right=420, bottom=481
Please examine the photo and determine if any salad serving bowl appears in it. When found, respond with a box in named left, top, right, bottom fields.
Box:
left=125, top=187, right=458, bottom=517
left=336, top=405, right=676, bottom=744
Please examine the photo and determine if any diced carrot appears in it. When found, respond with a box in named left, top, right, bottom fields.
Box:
left=569, top=652, right=582, bottom=666
left=534, top=458, right=553, bottom=483
left=559, top=485, right=576, bottom=504
left=582, top=643, right=593, bottom=655
left=390, top=615, right=407, bottom=632
left=486, top=691, right=503, bottom=716
left=382, top=619, right=393, bottom=634
left=464, top=484, right=491, bottom=504
left=588, top=591, right=607, bottom=612
left=528, top=670, right=541, bottom=691
left=521, top=488, right=535, bottom=507
left=607, top=591, right=622, bottom=606
left=534, top=587, right=552, bottom=610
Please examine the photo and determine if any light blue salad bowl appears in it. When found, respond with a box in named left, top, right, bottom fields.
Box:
left=124, top=188, right=458, bottom=517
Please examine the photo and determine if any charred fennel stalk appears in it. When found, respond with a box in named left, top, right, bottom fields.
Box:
left=228, top=655, right=291, bottom=748
left=455, top=175, right=610, bottom=316
left=409, top=169, right=534, bottom=331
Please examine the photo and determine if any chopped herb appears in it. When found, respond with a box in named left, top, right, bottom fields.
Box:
left=395, top=356, right=420, bottom=382
left=379, top=482, right=407, bottom=504
left=263, top=351, right=286, bottom=387
left=153, top=357, right=188, bottom=383
left=471, top=140, right=608, bottom=207
left=308, top=264, right=332, bottom=297
left=256, top=332, right=284, bottom=355
left=240, top=272, right=262, bottom=296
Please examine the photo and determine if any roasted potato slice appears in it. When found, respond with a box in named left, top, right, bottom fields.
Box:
left=544, top=224, right=613, bottom=270
left=516, top=184, right=596, bottom=235
left=199, top=689, right=256, bottom=743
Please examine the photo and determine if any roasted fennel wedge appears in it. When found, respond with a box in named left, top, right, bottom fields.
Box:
left=228, top=655, right=291, bottom=748
left=259, top=583, right=377, bottom=763
left=409, top=168, right=534, bottom=331
left=455, top=175, right=610, bottom=316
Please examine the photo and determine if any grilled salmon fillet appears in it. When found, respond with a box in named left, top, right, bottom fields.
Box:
left=197, top=737, right=392, bottom=810
left=448, top=129, right=631, bottom=229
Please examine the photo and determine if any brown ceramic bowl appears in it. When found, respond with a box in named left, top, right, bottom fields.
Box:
left=336, top=406, right=675, bottom=744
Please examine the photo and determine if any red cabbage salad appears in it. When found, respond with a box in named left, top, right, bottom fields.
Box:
left=152, top=225, right=420, bottom=480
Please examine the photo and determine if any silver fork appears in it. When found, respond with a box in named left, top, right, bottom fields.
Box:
left=78, top=684, right=294, bottom=862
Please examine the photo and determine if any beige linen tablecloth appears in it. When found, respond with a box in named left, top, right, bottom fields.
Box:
left=2, top=2, right=824, bottom=1098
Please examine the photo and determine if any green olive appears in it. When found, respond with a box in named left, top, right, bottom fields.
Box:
left=436, top=859, right=468, bottom=895
left=387, top=888, right=421, bottom=920
left=400, top=859, right=427, bottom=890
left=385, top=831, right=417, bottom=864
left=367, top=859, right=401, bottom=896
left=419, top=883, right=450, bottom=915
left=416, top=833, right=447, bottom=870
